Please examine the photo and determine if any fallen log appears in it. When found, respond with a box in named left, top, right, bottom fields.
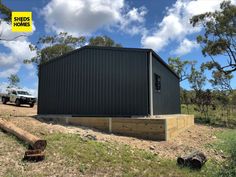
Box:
left=177, top=151, right=207, bottom=169
left=0, top=118, right=47, bottom=150
left=191, top=152, right=207, bottom=169
left=177, top=151, right=199, bottom=166
left=23, top=149, right=45, bottom=162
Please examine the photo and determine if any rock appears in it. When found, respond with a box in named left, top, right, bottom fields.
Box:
left=154, top=152, right=159, bottom=156
left=40, top=131, right=45, bottom=135
left=149, top=146, right=155, bottom=150
left=212, top=136, right=217, bottom=139
left=221, top=155, right=227, bottom=159
left=84, top=134, right=97, bottom=141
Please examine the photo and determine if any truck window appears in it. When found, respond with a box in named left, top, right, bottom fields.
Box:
left=12, top=91, right=17, bottom=95
left=17, top=91, right=30, bottom=95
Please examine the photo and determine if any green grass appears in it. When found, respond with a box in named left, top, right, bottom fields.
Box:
left=1, top=131, right=227, bottom=177
left=213, top=129, right=236, bottom=177
left=182, top=102, right=236, bottom=176
left=44, top=133, right=221, bottom=177
left=3, top=130, right=236, bottom=176
left=181, top=104, right=236, bottom=127
left=215, top=130, right=236, bottom=159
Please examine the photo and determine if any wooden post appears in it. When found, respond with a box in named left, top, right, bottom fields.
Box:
left=0, top=118, right=47, bottom=150
left=109, top=118, right=112, bottom=133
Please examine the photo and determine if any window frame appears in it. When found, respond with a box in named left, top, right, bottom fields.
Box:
left=154, top=73, right=161, bottom=92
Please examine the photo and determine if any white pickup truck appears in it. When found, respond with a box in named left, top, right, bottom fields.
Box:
left=1, top=89, right=36, bottom=107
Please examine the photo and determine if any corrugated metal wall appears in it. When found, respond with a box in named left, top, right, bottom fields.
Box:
left=152, top=54, right=180, bottom=114
left=38, top=47, right=149, bottom=116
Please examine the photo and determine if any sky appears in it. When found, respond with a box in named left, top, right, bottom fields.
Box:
left=0, top=0, right=236, bottom=96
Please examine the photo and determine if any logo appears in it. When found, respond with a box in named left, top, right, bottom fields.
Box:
left=12, top=12, right=32, bottom=32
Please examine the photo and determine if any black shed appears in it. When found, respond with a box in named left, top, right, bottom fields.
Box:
left=38, top=46, right=180, bottom=116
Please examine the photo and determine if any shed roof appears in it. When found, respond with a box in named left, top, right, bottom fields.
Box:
left=40, top=45, right=179, bottom=79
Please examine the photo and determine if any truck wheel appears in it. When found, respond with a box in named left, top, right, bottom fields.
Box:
left=30, top=103, right=34, bottom=108
left=15, top=99, right=21, bottom=106
left=2, top=97, right=7, bottom=104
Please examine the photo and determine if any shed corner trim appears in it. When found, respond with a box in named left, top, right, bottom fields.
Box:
left=149, top=51, right=153, bottom=116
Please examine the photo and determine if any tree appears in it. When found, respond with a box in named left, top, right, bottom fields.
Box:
left=7, top=74, right=20, bottom=88
left=213, top=90, right=231, bottom=126
left=231, top=92, right=236, bottom=106
left=202, top=62, right=233, bottom=91
left=190, top=1, right=236, bottom=74
left=180, top=88, right=194, bottom=114
left=196, top=89, right=213, bottom=119
left=168, top=57, right=196, bottom=82
left=88, top=36, right=122, bottom=47
left=210, top=70, right=233, bottom=91
left=188, top=64, right=213, bottom=118
left=0, top=0, right=11, bottom=23
left=0, top=1, right=26, bottom=41
left=188, top=64, right=206, bottom=91
left=24, top=32, right=86, bottom=70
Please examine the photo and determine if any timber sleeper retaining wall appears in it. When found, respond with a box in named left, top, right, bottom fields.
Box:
left=37, top=114, right=194, bottom=141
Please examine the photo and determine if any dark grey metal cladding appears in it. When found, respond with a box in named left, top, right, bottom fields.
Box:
left=152, top=54, right=180, bottom=114
left=38, top=47, right=149, bottom=116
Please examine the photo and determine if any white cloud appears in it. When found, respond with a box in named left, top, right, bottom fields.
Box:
left=141, top=0, right=236, bottom=54
left=0, top=21, right=36, bottom=79
left=0, top=82, right=9, bottom=93
left=126, top=7, right=147, bottom=23
left=173, top=38, right=199, bottom=56
left=0, top=63, right=20, bottom=78
left=41, top=0, right=147, bottom=36
left=119, top=6, right=147, bottom=35
left=0, top=21, right=36, bottom=41
left=2, top=40, right=36, bottom=60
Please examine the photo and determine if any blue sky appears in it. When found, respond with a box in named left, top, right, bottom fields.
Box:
left=0, top=0, right=236, bottom=96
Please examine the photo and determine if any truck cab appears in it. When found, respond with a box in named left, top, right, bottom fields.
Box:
left=2, top=89, right=36, bottom=107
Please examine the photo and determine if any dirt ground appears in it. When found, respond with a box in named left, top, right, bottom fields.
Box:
left=0, top=102, right=226, bottom=162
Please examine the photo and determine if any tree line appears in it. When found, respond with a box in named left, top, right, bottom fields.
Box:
left=168, top=1, right=236, bottom=127
left=23, top=33, right=122, bottom=70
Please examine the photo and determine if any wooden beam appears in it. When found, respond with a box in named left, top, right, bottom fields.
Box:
left=0, top=118, right=47, bottom=150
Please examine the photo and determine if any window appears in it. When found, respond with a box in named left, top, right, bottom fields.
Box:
left=154, top=74, right=161, bottom=92
left=17, top=91, right=30, bottom=95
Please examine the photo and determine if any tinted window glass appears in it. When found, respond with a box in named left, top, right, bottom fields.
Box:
left=154, top=74, right=161, bottom=92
